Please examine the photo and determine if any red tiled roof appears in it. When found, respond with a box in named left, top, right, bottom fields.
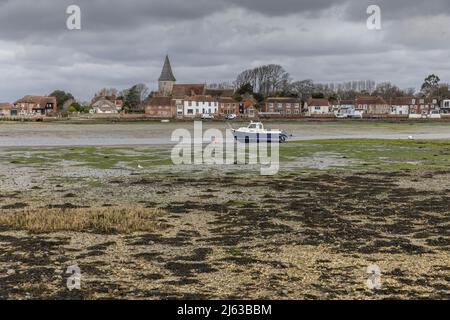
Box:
left=172, top=84, right=205, bottom=98
left=266, top=97, right=300, bottom=103
left=15, top=96, right=57, bottom=107
left=184, top=95, right=216, bottom=102
left=219, top=97, right=239, bottom=103
left=306, top=98, right=330, bottom=106
left=0, top=103, right=13, bottom=110
left=145, top=97, right=172, bottom=106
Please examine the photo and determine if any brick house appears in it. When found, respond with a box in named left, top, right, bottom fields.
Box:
left=407, top=97, right=440, bottom=115
left=14, top=96, right=57, bottom=116
left=219, top=97, right=240, bottom=116
left=240, top=97, right=259, bottom=118
left=0, top=103, right=15, bottom=117
left=354, top=96, right=389, bottom=115
left=264, top=97, right=302, bottom=117
left=144, top=97, right=175, bottom=118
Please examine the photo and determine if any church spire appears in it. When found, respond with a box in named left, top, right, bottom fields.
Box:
left=158, top=55, right=176, bottom=82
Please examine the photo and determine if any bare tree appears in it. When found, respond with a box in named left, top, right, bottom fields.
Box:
left=373, top=82, right=403, bottom=99
left=289, top=80, right=315, bottom=100
left=235, top=64, right=290, bottom=96
left=95, top=88, right=118, bottom=97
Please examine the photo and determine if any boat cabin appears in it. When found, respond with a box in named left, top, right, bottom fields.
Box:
left=248, top=122, right=264, bottom=130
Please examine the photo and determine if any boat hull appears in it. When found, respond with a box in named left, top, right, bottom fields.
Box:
left=232, top=130, right=287, bottom=143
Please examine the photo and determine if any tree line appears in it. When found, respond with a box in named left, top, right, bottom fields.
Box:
left=234, top=65, right=450, bottom=102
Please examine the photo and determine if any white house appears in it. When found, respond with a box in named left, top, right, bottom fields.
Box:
left=441, top=99, right=450, bottom=114
left=183, top=95, right=219, bottom=117
left=90, top=99, right=120, bottom=114
left=305, top=98, right=332, bottom=116
left=390, top=97, right=412, bottom=115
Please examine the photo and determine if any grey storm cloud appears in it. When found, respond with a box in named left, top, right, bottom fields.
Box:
left=0, top=0, right=449, bottom=102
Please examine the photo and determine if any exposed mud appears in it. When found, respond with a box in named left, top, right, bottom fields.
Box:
left=0, top=169, right=449, bottom=299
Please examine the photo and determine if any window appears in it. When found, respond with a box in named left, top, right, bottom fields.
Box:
left=315, top=106, right=321, bottom=110
left=187, top=109, right=193, bottom=114
left=188, top=102, right=192, bottom=107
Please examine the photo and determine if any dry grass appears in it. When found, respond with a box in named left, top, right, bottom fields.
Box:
left=0, top=207, right=167, bottom=234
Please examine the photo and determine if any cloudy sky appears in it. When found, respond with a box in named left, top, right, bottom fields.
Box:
left=0, top=0, right=449, bottom=102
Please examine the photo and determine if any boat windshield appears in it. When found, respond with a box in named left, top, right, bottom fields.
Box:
left=248, top=123, right=262, bottom=129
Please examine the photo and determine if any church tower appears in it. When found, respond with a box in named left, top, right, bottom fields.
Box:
left=158, top=55, right=176, bottom=96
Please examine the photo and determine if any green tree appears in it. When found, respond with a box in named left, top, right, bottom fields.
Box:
left=68, top=106, right=77, bottom=113
left=121, top=84, right=149, bottom=112
left=421, top=74, right=440, bottom=97
left=438, top=83, right=450, bottom=98
left=49, top=90, right=74, bottom=110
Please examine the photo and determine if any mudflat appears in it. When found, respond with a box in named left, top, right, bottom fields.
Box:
left=0, top=120, right=450, bottom=146
left=0, top=126, right=449, bottom=299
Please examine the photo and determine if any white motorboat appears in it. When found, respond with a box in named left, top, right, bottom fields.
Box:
left=231, top=121, right=289, bottom=143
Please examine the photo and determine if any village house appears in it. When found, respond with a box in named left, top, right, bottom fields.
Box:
left=264, top=97, right=301, bottom=117
left=441, top=99, right=450, bottom=114
left=389, top=97, right=415, bottom=115
left=240, top=97, right=259, bottom=118
left=407, top=97, right=440, bottom=116
left=183, top=95, right=219, bottom=117
left=304, top=98, right=332, bottom=116
left=354, top=96, right=389, bottom=115
left=0, top=103, right=15, bottom=117
left=90, top=94, right=123, bottom=114
left=144, top=97, right=175, bottom=118
left=219, top=97, right=240, bottom=116
left=14, top=96, right=57, bottom=116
